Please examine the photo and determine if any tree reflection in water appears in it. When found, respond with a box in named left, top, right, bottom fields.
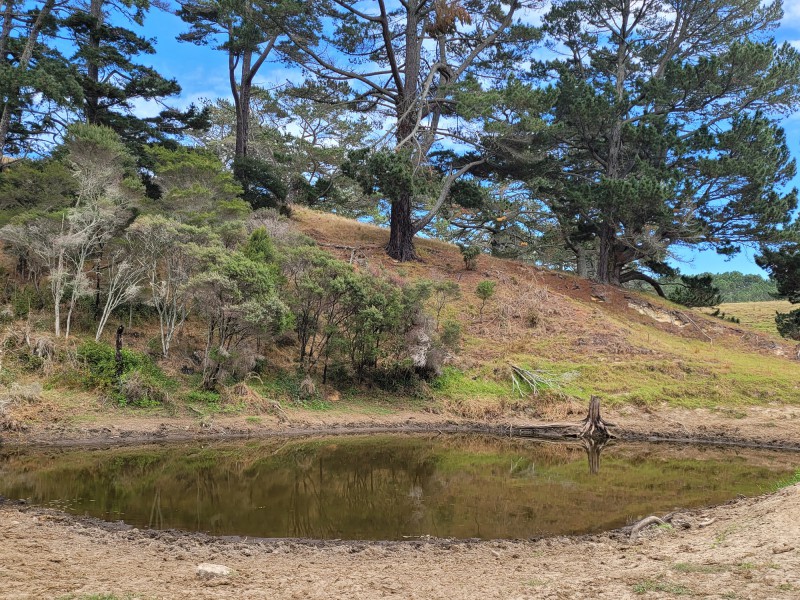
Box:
left=0, top=435, right=794, bottom=539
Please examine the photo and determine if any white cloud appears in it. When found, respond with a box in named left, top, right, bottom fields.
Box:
left=783, top=0, right=800, bottom=25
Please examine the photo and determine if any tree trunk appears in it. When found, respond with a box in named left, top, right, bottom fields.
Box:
left=575, top=245, right=588, bottom=279
left=234, top=48, right=252, bottom=159
left=386, top=189, right=417, bottom=261
left=595, top=224, right=621, bottom=285
left=384, top=2, right=421, bottom=262
left=0, top=0, right=14, bottom=58
left=115, top=324, right=124, bottom=379
left=85, top=0, right=103, bottom=124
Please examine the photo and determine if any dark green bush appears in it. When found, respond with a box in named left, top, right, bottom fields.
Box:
left=440, top=320, right=462, bottom=351
left=776, top=309, right=800, bottom=341
left=668, top=274, right=722, bottom=307
left=459, top=245, right=480, bottom=270
left=10, top=285, right=46, bottom=317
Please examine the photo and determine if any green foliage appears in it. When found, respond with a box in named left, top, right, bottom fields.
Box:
left=440, top=320, right=462, bottom=352
left=243, top=228, right=276, bottom=263
left=282, top=246, right=430, bottom=382
left=343, top=148, right=437, bottom=204
left=0, top=159, right=76, bottom=213
left=768, top=469, right=800, bottom=492
left=757, top=244, right=800, bottom=304
left=775, top=309, right=800, bottom=341
left=146, top=146, right=247, bottom=223
left=459, top=245, right=480, bottom=270
left=76, top=340, right=174, bottom=406
left=233, top=156, right=288, bottom=210
left=9, top=285, right=47, bottom=318
left=430, top=280, right=461, bottom=327
left=483, top=0, right=800, bottom=288
left=706, top=272, right=777, bottom=303
left=186, top=390, right=221, bottom=405
left=756, top=244, right=800, bottom=339
left=668, top=275, right=722, bottom=308
left=476, top=280, right=496, bottom=315
left=63, top=0, right=203, bottom=152
left=189, top=246, right=291, bottom=389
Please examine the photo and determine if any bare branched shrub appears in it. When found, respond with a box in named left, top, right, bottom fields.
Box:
left=248, top=208, right=310, bottom=246
left=497, top=282, right=552, bottom=334
left=119, top=371, right=168, bottom=407
left=1, top=382, right=43, bottom=404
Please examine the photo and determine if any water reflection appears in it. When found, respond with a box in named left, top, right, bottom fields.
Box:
left=582, top=437, right=609, bottom=475
left=0, top=434, right=795, bottom=540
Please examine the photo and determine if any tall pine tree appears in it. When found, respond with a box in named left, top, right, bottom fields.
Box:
left=480, top=0, right=800, bottom=292
left=64, top=0, right=207, bottom=150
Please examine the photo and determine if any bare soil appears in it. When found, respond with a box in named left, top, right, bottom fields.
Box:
left=4, top=402, right=800, bottom=450
left=2, top=408, right=800, bottom=599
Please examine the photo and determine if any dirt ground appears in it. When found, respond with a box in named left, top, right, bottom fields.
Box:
left=2, top=407, right=800, bottom=599
left=4, top=402, right=800, bottom=449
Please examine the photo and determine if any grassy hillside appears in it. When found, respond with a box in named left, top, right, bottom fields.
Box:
left=291, top=209, right=800, bottom=414
left=3, top=207, right=800, bottom=429
left=712, top=301, right=794, bottom=337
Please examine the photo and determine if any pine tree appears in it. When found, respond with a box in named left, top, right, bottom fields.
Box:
left=64, top=0, right=207, bottom=149
left=481, top=0, right=800, bottom=293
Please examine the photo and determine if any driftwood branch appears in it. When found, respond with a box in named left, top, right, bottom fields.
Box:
left=630, top=515, right=665, bottom=540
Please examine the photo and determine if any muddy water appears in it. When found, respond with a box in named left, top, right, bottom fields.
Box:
left=0, top=434, right=796, bottom=540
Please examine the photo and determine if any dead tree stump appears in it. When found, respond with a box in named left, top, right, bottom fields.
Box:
left=579, top=396, right=610, bottom=440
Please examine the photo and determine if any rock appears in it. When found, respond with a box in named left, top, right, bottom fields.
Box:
left=196, top=563, right=233, bottom=578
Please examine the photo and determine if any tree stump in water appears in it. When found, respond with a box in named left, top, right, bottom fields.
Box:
left=579, top=396, right=610, bottom=440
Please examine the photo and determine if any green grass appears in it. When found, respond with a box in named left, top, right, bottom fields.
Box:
left=632, top=579, right=691, bottom=595
left=431, top=366, right=512, bottom=401
left=672, top=562, right=725, bottom=574
left=767, top=469, right=800, bottom=492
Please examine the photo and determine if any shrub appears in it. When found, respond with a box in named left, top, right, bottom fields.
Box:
left=77, top=340, right=175, bottom=405
left=10, top=285, right=46, bottom=318
left=776, top=308, right=800, bottom=341
left=459, top=245, right=480, bottom=270
left=186, top=389, right=221, bottom=405
left=440, top=320, right=462, bottom=352
left=476, top=280, right=496, bottom=315
left=119, top=370, right=172, bottom=407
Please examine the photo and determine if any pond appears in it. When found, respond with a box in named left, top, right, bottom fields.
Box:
left=0, top=434, right=797, bottom=540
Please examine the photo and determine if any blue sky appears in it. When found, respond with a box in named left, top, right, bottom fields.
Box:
left=132, top=1, right=800, bottom=276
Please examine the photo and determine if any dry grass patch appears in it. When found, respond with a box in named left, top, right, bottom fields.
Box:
left=712, top=301, right=793, bottom=337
